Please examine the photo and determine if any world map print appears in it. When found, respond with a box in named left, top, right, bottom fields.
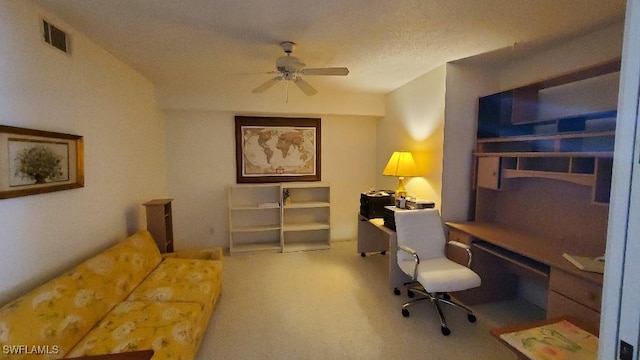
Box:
left=241, top=126, right=316, bottom=176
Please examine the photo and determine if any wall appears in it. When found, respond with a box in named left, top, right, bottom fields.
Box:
left=441, top=63, right=499, bottom=221
left=0, top=1, right=169, bottom=304
left=498, top=23, right=625, bottom=90
left=164, top=111, right=378, bottom=248
left=377, top=65, right=446, bottom=208
left=160, top=86, right=385, bottom=118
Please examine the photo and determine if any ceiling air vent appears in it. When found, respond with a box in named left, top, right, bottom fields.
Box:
left=42, top=19, right=68, bottom=53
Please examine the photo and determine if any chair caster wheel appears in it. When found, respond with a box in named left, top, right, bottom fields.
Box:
left=402, top=308, right=410, bottom=317
left=381, top=250, right=386, bottom=255
left=393, top=288, right=401, bottom=296
left=407, top=289, right=415, bottom=298
left=468, top=314, right=477, bottom=323
left=360, top=252, right=366, bottom=257
left=441, top=326, right=451, bottom=336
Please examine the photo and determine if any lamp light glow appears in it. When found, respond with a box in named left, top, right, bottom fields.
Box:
left=382, top=151, right=419, bottom=197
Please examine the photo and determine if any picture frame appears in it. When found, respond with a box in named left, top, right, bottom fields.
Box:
left=235, top=116, right=321, bottom=183
left=0, top=125, right=84, bottom=199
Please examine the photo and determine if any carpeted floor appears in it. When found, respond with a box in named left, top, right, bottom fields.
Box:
left=195, top=240, right=537, bottom=359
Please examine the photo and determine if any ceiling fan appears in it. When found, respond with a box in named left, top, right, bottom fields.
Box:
left=252, top=41, right=349, bottom=99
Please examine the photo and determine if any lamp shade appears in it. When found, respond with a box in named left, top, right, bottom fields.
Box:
left=382, top=151, right=419, bottom=177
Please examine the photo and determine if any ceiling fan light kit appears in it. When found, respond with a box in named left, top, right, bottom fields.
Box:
left=252, top=41, right=349, bottom=100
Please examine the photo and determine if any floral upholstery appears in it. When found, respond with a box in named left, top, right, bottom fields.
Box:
left=126, top=258, right=222, bottom=317
left=65, top=301, right=205, bottom=360
left=0, top=231, right=161, bottom=360
left=162, top=248, right=223, bottom=261
left=0, top=230, right=222, bottom=360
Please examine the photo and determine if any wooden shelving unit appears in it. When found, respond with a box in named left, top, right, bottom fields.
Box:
left=282, top=182, right=331, bottom=252
left=476, top=138, right=614, bottom=204
left=227, top=182, right=331, bottom=254
left=475, top=110, right=616, bottom=205
left=143, top=199, right=174, bottom=253
left=228, top=184, right=282, bottom=255
left=473, top=59, right=619, bottom=206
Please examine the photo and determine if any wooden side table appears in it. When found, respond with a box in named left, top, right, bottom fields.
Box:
left=143, top=199, right=174, bottom=253
left=66, top=350, right=154, bottom=360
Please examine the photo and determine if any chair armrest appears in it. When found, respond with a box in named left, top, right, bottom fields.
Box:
left=398, top=244, right=418, bottom=257
left=397, top=245, right=420, bottom=280
left=162, top=247, right=224, bottom=261
left=447, top=240, right=473, bottom=268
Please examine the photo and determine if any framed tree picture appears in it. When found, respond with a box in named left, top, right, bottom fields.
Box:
left=235, top=116, right=321, bottom=183
left=0, top=125, right=84, bottom=199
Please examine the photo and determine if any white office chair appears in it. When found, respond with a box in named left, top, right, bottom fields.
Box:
left=394, top=209, right=481, bottom=336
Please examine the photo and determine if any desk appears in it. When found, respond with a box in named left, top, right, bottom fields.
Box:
left=357, top=214, right=412, bottom=290
left=446, top=221, right=603, bottom=334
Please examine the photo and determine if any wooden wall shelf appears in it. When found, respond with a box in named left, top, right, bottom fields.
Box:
left=476, top=129, right=616, bottom=154
left=474, top=124, right=615, bottom=204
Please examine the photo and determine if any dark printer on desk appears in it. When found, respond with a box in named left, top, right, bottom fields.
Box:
left=360, top=191, right=394, bottom=219
left=383, top=199, right=435, bottom=231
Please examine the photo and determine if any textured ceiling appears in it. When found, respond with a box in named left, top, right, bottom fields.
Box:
left=32, top=0, right=625, bottom=98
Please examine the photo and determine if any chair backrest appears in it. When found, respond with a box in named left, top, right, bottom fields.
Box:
left=394, top=209, right=447, bottom=262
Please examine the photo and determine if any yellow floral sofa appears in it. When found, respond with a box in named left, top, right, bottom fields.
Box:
left=0, top=231, right=223, bottom=360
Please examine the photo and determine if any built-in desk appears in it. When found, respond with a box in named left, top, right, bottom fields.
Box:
left=446, top=221, right=603, bottom=334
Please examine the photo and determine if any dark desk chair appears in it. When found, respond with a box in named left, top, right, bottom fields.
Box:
left=394, top=209, right=481, bottom=335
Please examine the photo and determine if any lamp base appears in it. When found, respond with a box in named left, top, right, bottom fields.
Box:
left=395, top=177, right=408, bottom=198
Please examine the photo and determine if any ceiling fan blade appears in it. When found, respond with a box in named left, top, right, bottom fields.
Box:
left=300, top=67, right=349, bottom=76
left=252, top=77, right=281, bottom=93
left=295, top=78, right=318, bottom=96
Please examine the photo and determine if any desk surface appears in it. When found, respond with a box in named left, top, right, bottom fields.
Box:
left=366, top=217, right=394, bottom=234
left=446, top=221, right=603, bottom=285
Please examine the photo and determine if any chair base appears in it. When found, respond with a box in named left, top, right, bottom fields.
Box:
left=400, top=288, right=477, bottom=336
left=393, top=280, right=420, bottom=296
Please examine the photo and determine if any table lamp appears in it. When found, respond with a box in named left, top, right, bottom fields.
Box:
left=382, top=151, right=418, bottom=198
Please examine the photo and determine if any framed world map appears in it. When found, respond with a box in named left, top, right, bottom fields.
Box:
left=235, top=116, right=321, bottom=183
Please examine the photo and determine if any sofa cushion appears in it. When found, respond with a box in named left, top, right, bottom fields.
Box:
left=78, top=231, right=163, bottom=297
left=126, top=258, right=222, bottom=317
left=66, top=301, right=205, bottom=360
left=0, top=231, right=162, bottom=359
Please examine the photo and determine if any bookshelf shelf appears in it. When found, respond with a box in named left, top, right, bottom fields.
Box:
left=228, top=182, right=331, bottom=254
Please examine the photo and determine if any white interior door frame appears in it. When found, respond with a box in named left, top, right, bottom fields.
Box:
left=599, top=0, right=640, bottom=358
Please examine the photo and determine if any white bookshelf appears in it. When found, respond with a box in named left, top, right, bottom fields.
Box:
left=281, top=182, right=331, bottom=252
left=228, top=182, right=331, bottom=255
left=228, top=184, right=282, bottom=255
